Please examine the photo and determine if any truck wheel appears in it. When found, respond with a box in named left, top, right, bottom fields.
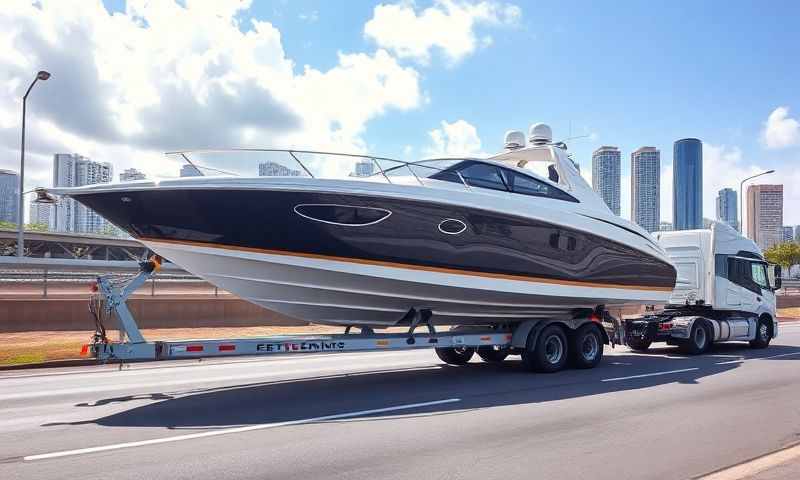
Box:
left=749, top=317, right=772, bottom=349
left=627, top=338, right=652, bottom=352
left=435, top=346, right=475, bottom=365
left=477, top=346, right=510, bottom=363
left=521, top=325, right=568, bottom=373
left=683, top=322, right=711, bottom=355
left=570, top=324, right=604, bottom=369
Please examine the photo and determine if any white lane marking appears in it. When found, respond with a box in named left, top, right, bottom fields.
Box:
left=698, top=442, right=800, bottom=480
left=24, top=398, right=461, bottom=461
left=601, top=367, right=699, bottom=382
left=715, top=351, right=800, bottom=365
left=610, top=362, right=633, bottom=366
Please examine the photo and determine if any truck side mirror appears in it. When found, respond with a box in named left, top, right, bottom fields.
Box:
left=769, top=264, right=782, bottom=290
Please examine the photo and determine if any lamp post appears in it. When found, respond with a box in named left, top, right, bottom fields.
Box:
left=739, top=169, right=775, bottom=236
left=17, top=70, right=50, bottom=258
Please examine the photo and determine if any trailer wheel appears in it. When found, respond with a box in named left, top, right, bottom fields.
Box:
left=521, top=324, right=568, bottom=373
left=749, top=317, right=772, bottom=349
left=570, top=324, right=604, bottom=369
left=477, top=346, right=509, bottom=363
left=627, top=338, right=652, bottom=352
left=682, top=321, right=711, bottom=355
left=435, top=346, right=475, bottom=365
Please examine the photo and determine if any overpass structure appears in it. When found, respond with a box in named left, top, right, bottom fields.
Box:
left=0, top=228, right=147, bottom=260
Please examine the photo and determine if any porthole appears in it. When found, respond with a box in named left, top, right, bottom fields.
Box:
left=438, top=218, right=467, bottom=235
left=293, top=204, right=391, bottom=226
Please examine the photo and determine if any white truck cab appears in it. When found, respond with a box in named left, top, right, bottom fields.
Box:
left=624, top=222, right=780, bottom=353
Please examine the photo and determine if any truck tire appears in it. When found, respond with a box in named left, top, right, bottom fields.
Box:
left=435, top=346, right=475, bottom=365
left=477, top=346, right=510, bottom=363
left=570, top=324, right=604, bottom=369
left=749, top=317, right=772, bottom=349
left=682, top=321, right=711, bottom=355
left=627, top=338, right=652, bottom=352
left=521, top=324, right=568, bottom=373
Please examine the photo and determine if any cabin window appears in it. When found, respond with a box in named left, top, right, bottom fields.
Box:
left=458, top=163, right=507, bottom=191
left=499, top=168, right=578, bottom=202
left=751, top=262, right=768, bottom=289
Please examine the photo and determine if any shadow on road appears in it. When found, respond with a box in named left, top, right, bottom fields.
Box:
left=43, top=343, right=800, bottom=430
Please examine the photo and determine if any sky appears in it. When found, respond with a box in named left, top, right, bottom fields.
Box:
left=1, top=0, right=799, bottom=226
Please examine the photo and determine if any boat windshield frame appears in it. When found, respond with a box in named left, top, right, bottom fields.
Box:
left=165, top=148, right=476, bottom=190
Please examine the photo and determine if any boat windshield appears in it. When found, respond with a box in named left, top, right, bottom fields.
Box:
left=165, top=149, right=473, bottom=189
left=164, top=149, right=576, bottom=201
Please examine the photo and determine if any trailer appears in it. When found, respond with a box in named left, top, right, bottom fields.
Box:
left=618, top=222, right=780, bottom=354
left=84, top=256, right=613, bottom=373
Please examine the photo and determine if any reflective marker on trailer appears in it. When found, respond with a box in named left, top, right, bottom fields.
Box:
left=218, top=344, right=236, bottom=352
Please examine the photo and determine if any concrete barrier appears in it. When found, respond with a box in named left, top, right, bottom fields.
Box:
left=0, top=297, right=307, bottom=332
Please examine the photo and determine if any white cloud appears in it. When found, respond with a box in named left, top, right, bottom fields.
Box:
left=762, top=106, right=800, bottom=149
left=298, top=11, right=319, bottom=23
left=425, top=119, right=483, bottom=156
left=0, top=0, right=422, bottom=190
left=364, top=0, right=521, bottom=65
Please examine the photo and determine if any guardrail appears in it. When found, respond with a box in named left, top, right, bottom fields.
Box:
left=0, top=257, right=227, bottom=298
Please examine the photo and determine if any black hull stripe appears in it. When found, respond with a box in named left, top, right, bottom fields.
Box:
left=143, top=236, right=674, bottom=292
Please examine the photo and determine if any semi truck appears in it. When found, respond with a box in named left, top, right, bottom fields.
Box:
left=621, top=222, right=780, bottom=354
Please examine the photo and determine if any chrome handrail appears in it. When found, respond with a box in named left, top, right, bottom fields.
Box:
left=164, top=148, right=475, bottom=190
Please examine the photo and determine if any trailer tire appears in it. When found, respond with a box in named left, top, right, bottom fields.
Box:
left=570, top=324, right=604, bottom=369
left=627, top=338, right=652, bottom=352
left=682, top=321, right=711, bottom=355
left=749, top=316, right=772, bottom=349
left=521, top=324, right=568, bottom=373
left=477, top=346, right=510, bottom=363
left=435, top=346, right=475, bottom=365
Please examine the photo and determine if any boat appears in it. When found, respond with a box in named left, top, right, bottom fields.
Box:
left=46, top=123, right=677, bottom=328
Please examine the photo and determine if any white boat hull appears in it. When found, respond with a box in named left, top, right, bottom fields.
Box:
left=146, top=240, right=672, bottom=327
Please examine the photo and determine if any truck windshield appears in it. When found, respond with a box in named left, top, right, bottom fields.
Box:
left=751, top=262, right=768, bottom=289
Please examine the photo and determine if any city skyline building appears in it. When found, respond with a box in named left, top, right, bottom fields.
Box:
left=631, top=147, right=660, bottom=232
left=52, top=154, right=113, bottom=234
left=783, top=226, right=794, bottom=243
left=119, top=168, right=146, bottom=182
left=352, top=160, right=375, bottom=178
left=0, top=169, right=19, bottom=224
left=258, top=161, right=302, bottom=177
left=29, top=197, right=51, bottom=229
left=716, top=187, right=738, bottom=231
left=673, top=138, right=703, bottom=230
left=592, top=146, right=621, bottom=216
left=659, top=221, right=674, bottom=232
left=746, top=184, right=783, bottom=251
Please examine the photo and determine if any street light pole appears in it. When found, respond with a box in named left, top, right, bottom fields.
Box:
left=17, top=70, right=50, bottom=258
left=738, top=169, right=775, bottom=237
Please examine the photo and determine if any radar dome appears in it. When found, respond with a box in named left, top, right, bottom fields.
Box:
left=503, top=130, right=526, bottom=150
left=529, top=123, right=552, bottom=145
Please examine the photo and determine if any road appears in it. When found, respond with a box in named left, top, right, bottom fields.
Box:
left=2, top=325, right=800, bottom=480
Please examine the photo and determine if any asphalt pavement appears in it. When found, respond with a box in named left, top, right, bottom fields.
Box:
left=2, top=325, right=800, bottom=480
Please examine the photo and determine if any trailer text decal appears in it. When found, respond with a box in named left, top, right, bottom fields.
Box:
left=256, top=341, right=346, bottom=352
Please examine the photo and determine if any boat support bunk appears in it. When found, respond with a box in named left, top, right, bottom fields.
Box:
left=84, top=257, right=619, bottom=372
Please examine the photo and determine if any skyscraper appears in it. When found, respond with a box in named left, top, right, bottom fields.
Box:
left=746, top=184, right=783, bottom=251
left=592, top=146, right=621, bottom=216
left=352, top=160, right=375, bottom=177
left=119, top=168, right=146, bottom=181
left=258, top=162, right=301, bottom=177
left=673, top=138, right=703, bottom=230
left=0, top=169, right=19, bottom=224
left=180, top=164, right=202, bottom=177
left=783, top=226, right=794, bottom=243
left=631, top=147, right=660, bottom=232
left=29, top=198, right=52, bottom=229
left=52, top=154, right=113, bottom=234
left=716, top=187, right=738, bottom=231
